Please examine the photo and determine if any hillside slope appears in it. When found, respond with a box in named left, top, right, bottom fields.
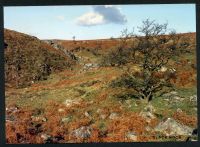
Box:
left=4, top=29, right=76, bottom=88
left=5, top=31, right=197, bottom=143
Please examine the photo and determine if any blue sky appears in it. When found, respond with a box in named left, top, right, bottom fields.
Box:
left=4, top=4, right=196, bottom=40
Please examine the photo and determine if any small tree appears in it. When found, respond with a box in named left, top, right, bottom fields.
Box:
left=72, top=36, right=76, bottom=44
left=111, top=19, right=184, bottom=103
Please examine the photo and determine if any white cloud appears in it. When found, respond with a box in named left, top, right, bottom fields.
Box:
left=76, top=5, right=127, bottom=26
left=93, top=5, right=127, bottom=24
left=56, top=15, right=65, bottom=21
left=76, top=12, right=105, bottom=26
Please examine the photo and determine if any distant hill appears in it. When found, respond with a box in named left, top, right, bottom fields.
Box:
left=54, top=32, right=196, bottom=52
left=4, top=29, right=76, bottom=88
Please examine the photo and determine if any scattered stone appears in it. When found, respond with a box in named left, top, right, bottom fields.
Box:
left=126, top=132, right=137, bottom=141
left=154, top=118, right=193, bottom=136
left=159, top=66, right=168, bottom=72
left=61, top=116, right=72, bottom=123
left=176, top=108, right=183, bottom=113
left=125, top=99, right=132, bottom=105
left=144, top=104, right=156, bottom=113
left=164, top=99, right=170, bottom=102
left=88, top=100, right=94, bottom=104
left=174, top=96, right=184, bottom=101
left=193, top=108, right=197, bottom=111
left=145, top=126, right=152, bottom=132
left=170, top=91, right=178, bottom=95
left=140, top=111, right=156, bottom=123
left=31, top=116, right=47, bottom=122
left=189, top=95, right=197, bottom=102
left=83, top=63, right=99, bottom=71
left=64, top=99, right=81, bottom=107
left=72, top=126, right=92, bottom=139
left=140, top=104, right=156, bottom=123
left=96, top=109, right=107, bottom=119
left=190, top=139, right=198, bottom=141
left=100, top=114, right=107, bottom=120
left=163, top=91, right=185, bottom=103
left=6, top=106, right=19, bottom=114
left=109, top=112, right=119, bottom=120
left=96, top=108, right=102, bottom=114
left=169, top=68, right=176, bottom=73
left=84, top=111, right=92, bottom=119
left=163, top=91, right=178, bottom=98
left=41, top=134, right=51, bottom=141
left=58, top=108, right=65, bottom=113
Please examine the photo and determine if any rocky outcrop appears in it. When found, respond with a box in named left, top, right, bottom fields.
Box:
left=44, top=40, right=78, bottom=61
left=4, top=29, right=74, bottom=88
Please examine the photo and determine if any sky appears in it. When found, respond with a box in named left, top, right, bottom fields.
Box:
left=4, top=4, right=196, bottom=40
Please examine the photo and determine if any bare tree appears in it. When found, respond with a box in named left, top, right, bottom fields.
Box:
left=111, top=19, right=184, bottom=103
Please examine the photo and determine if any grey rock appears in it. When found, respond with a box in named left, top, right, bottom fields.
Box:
left=41, top=134, right=51, bottom=141
left=72, top=126, right=92, bottom=139
left=126, top=132, right=137, bottom=141
left=145, top=126, right=152, bottom=132
left=140, top=111, right=156, bottom=123
left=84, top=111, right=92, bottom=119
left=58, top=108, right=65, bottom=112
left=125, top=100, right=132, bottom=105
left=100, top=114, right=107, bottom=120
left=6, top=106, right=19, bottom=113
left=163, top=91, right=178, bottom=98
left=109, top=112, right=119, bottom=120
left=61, top=116, right=72, bottom=123
left=31, top=116, right=47, bottom=122
left=44, top=40, right=78, bottom=61
left=176, top=108, right=183, bottom=113
left=96, top=108, right=102, bottom=114
left=189, top=95, right=197, bottom=102
left=140, top=104, right=156, bottom=123
left=144, top=104, right=156, bottom=113
left=154, top=118, right=193, bottom=136
left=96, top=109, right=107, bottom=119
left=174, top=96, right=184, bottom=101
left=64, top=99, right=81, bottom=107
left=83, top=63, right=99, bottom=71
